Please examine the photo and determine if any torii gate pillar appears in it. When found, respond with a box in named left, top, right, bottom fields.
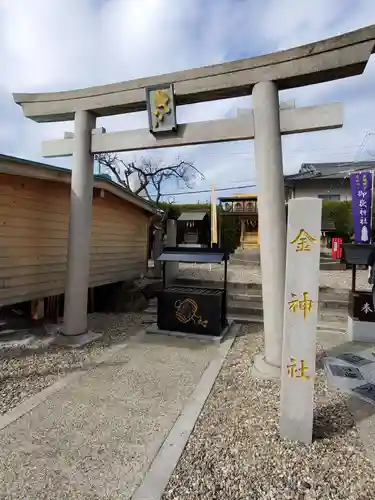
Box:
left=252, top=81, right=287, bottom=379
left=63, top=110, right=98, bottom=344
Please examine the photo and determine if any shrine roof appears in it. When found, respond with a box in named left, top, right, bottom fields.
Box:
left=285, top=161, right=375, bottom=182
left=219, top=195, right=257, bottom=202
left=178, top=211, right=208, bottom=221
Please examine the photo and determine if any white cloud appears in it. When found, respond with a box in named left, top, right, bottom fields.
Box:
left=0, top=0, right=375, bottom=201
left=0, top=0, right=97, bottom=91
left=261, top=0, right=349, bottom=49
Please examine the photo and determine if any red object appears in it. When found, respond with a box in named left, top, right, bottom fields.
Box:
left=331, top=237, right=343, bottom=260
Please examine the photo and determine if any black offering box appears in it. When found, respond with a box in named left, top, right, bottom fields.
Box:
left=342, top=243, right=375, bottom=341
left=342, top=243, right=374, bottom=320
left=156, top=247, right=229, bottom=336
left=342, top=243, right=373, bottom=267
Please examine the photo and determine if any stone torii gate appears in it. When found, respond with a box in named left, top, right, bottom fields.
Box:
left=13, top=25, right=375, bottom=378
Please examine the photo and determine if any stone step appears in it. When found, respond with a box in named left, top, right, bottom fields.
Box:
left=320, top=254, right=336, bottom=260
left=173, top=278, right=262, bottom=290
left=234, top=313, right=346, bottom=331
left=173, top=278, right=349, bottom=296
left=143, top=304, right=348, bottom=328
left=318, top=298, right=348, bottom=309
left=230, top=259, right=260, bottom=265
left=165, top=289, right=348, bottom=311
left=229, top=314, right=346, bottom=333
left=230, top=292, right=263, bottom=302
left=142, top=311, right=347, bottom=334
left=142, top=316, right=157, bottom=324
left=232, top=251, right=259, bottom=256
left=319, top=310, right=348, bottom=322
left=229, top=304, right=347, bottom=322
left=229, top=260, right=346, bottom=270
left=320, top=262, right=346, bottom=271
left=148, top=294, right=348, bottom=313
left=228, top=255, right=342, bottom=267
left=148, top=296, right=348, bottom=315
left=230, top=292, right=348, bottom=309
left=232, top=252, right=335, bottom=259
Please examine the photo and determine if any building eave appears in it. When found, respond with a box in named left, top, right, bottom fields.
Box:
left=0, top=154, right=156, bottom=215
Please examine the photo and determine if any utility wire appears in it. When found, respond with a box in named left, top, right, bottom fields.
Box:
left=162, top=139, right=375, bottom=198
left=161, top=183, right=256, bottom=197
left=169, top=146, right=371, bottom=194
left=156, top=133, right=375, bottom=199
left=202, top=145, right=363, bottom=156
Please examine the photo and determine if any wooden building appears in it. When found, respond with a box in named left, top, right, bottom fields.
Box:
left=219, top=194, right=259, bottom=249
left=0, top=154, right=155, bottom=309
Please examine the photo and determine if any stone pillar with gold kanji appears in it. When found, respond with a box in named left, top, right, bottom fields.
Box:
left=280, top=197, right=322, bottom=444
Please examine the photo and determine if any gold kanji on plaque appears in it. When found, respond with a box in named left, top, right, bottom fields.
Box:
left=290, top=229, right=316, bottom=252
left=286, top=358, right=312, bottom=379
left=288, top=292, right=314, bottom=320
left=153, top=89, right=171, bottom=128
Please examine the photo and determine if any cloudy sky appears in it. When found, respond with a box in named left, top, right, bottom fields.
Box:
left=1, top=0, right=375, bottom=203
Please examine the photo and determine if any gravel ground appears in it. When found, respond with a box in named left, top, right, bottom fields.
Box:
left=178, top=263, right=370, bottom=291
left=163, top=326, right=375, bottom=500
left=0, top=311, right=143, bottom=416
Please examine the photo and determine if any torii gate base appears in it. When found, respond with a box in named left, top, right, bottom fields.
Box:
left=13, top=25, right=375, bottom=374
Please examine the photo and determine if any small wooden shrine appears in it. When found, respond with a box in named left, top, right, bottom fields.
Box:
left=218, top=194, right=259, bottom=249
left=177, top=211, right=210, bottom=247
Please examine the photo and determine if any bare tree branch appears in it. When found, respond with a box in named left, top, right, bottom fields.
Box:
left=95, top=153, right=125, bottom=185
left=94, top=153, right=204, bottom=207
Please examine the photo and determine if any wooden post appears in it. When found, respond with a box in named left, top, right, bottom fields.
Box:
left=165, top=219, right=178, bottom=285
left=218, top=213, right=222, bottom=248
left=240, top=220, right=244, bottom=249
left=153, top=230, right=163, bottom=278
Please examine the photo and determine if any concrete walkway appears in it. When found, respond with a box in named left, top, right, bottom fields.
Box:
left=0, top=330, right=228, bottom=500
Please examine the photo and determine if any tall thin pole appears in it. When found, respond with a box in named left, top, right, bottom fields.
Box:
left=371, top=169, right=374, bottom=243
left=211, top=185, right=218, bottom=248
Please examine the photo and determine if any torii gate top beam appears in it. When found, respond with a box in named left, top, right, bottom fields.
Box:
left=13, top=25, right=375, bottom=123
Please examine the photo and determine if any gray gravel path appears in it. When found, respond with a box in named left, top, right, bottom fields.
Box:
left=0, top=312, right=143, bottom=415
left=0, top=332, right=217, bottom=500
left=163, top=326, right=375, bottom=500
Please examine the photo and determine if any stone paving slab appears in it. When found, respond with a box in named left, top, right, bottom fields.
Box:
left=324, top=347, right=375, bottom=401
left=319, top=330, right=375, bottom=466
left=0, top=331, right=218, bottom=500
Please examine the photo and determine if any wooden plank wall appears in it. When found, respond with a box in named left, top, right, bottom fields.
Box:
left=0, top=173, right=149, bottom=306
